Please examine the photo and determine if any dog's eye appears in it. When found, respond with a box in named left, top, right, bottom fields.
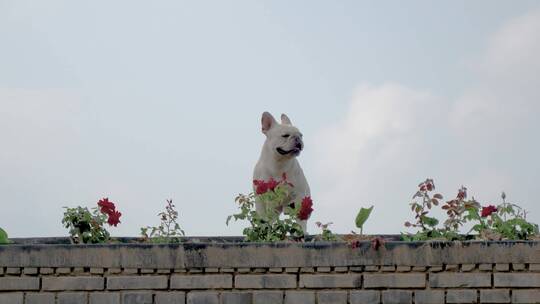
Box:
left=282, top=134, right=290, bottom=138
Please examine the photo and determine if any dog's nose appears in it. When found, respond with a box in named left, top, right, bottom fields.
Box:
left=295, top=141, right=303, bottom=150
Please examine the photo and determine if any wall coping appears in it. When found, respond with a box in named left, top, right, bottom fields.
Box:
left=1, top=238, right=539, bottom=269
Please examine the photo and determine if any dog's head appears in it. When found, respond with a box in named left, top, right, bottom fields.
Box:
left=261, top=112, right=304, bottom=158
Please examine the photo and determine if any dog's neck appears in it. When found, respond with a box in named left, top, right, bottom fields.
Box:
left=259, top=142, right=298, bottom=175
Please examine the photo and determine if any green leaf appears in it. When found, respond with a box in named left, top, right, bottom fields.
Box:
left=355, top=206, right=374, bottom=229
left=0, top=227, right=9, bottom=244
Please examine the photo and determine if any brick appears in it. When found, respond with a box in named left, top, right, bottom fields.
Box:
left=495, top=273, right=540, bottom=287
left=171, top=274, right=232, bottom=289
left=73, top=268, right=86, bottom=274
left=205, top=268, right=219, bottom=273
left=253, top=268, right=267, bottom=273
left=188, top=268, right=203, bottom=273
left=157, top=269, right=172, bottom=274
left=300, top=267, right=315, bottom=273
left=480, top=289, right=510, bottom=303
left=350, top=266, right=363, bottom=272
left=285, top=268, right=299, bottom=273
left=381, top=265, right=396, bottom=272
left=22, top=267, right=38, bottom=275
left=529, top=264, right=540, bottom=271
left=513, top=263, right=527, bottom=271
left=40, top=267, right=55, bottom=275
left=235, top=274, right=295, bottom=289
left=430, top=273, right=491, bottom=288
left=174, top=269, right=187, bottom=273
left=56, top=267, right=72, bottom=275
left=461, top=264, right=476, bottom=272
left=253, top=291, right=283, bottom=304
left=155, top=292, right=186, bottom=304
left=364, top=266, right=379, bottom=272
left=412, top=266, right=427, bottom=272
left=429, top=266, right=443, bottom=272
left=317, top=291, right=347, bottom=304
left=140, top=268, right=155, bottom=274
left=107, top=268, right=122, bottom=274
left=479, top=264, right=493, bottom=271
left=364, top=273, right=425, bottom=288
left=122, top=291, right=152, bottom=304
left=6, top=267, right=21, bottom=275
left=350, top=291, right=380, bottom=304
left=122, top=268, right=138, bottom=274
left=25, top=293, right=55, bottom=304
left=107, top=275, right=168, bottom=290
left=269, top=268, right=283, bottom=273
left=445, top=264, right=459, bottom=271
left=495, top=263, right=510, bottom=272
left=89, top=292, right=120, bottom=304
left=300, top=274, right=361, bottom=288
left=446, top=290, right=477, bottom=303
left=396, top=266, right=411, bottom=272
left=43, top=277, right=104, bottom=291
left=284, top=291, right=315, bottom=304
left=57, top=292, right=87, bottom=304
left=382, top=290, right=412, bottom=304
left=0, top=293, right=23, bottom=304
left=220, top=291, right=252, bottom=304
left=317, top=267, right=331, bottom=272
left=237, top=268, right=250, bottom=273
left=0, top=267, right=3, bottom=275
left=414, top=290, right=444, bottom=304
left=0, top=277, right=40, bottom=290
left=187, top=291, right=219, bottom=304
left=90, top=268, right=104, bottom=275
left=512, top=289, right=540, bottom=303
left=220, top=268, right=234, bottom=273
left=334, top=267, right=348, bottom=273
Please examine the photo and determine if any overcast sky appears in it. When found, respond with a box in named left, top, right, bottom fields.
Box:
left=1, top=1, right=540, bottom=237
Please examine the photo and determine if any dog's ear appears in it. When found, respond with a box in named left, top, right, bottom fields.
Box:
left=261, top=112, right=277, bottom=134
left=280, top=114, right=292, bottom=125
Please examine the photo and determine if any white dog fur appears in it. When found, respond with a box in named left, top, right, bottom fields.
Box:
left=253, top=112, right=311, bottom=232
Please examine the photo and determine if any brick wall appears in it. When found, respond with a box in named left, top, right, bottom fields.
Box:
left=1, top=240, right=539, bottom=303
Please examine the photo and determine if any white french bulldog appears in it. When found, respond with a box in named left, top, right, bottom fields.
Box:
left=253, top=112, right=311, bottom=232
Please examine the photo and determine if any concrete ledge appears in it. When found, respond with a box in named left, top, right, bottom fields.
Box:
left=1, top=239, right=539, bottom=268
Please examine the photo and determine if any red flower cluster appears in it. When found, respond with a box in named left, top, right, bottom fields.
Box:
left=419, top=179, right=434, bottom=192
left=97, top=198, right=122, bottom=226
left=253, top=173, right=294, bottom=195
left=481, top=205, right=498, bottom=217
left=297, top=196, right=314, bottom=220
left=457, top=186, right=467, bottom=200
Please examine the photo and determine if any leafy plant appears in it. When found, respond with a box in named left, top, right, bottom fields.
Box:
left=355, top=205, right=373, bottom=235
left=62, top=198, right=122, bottom=244
left=141, top=199, right=185, bottom=243
left=403, top=179, right=539, bottom=241
left=468, top=192, right=539, bottom=240
left=314, top=221, right=338, bottom=241
left=227, top=174, right=312, bottom=242
left=0, top=227, right=9, bottom=244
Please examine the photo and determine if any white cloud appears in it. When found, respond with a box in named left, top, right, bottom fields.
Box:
left=311, top=9, right=540, bottom=234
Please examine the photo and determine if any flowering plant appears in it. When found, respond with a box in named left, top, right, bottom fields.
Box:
left=141, top=199, right=185, bottom=243
left=466, top=192, right=539, bottom=240
left=404, top=179, right=539, bottom=241
left=227, top=174, right=313, bottom=242
left=62, top=198, right=122, bottom=244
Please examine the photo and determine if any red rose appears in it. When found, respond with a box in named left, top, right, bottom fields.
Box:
left=107, top=210, right=122, bottom=226
left=267, top=178, right=279, bottom=192
left=297, top=196, right=314, bottom=220
left=481, top=205, right=498, bottom=217
left=98, top=198, right=116, bottom=215
left=253, top=180, right=269, bottom=195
